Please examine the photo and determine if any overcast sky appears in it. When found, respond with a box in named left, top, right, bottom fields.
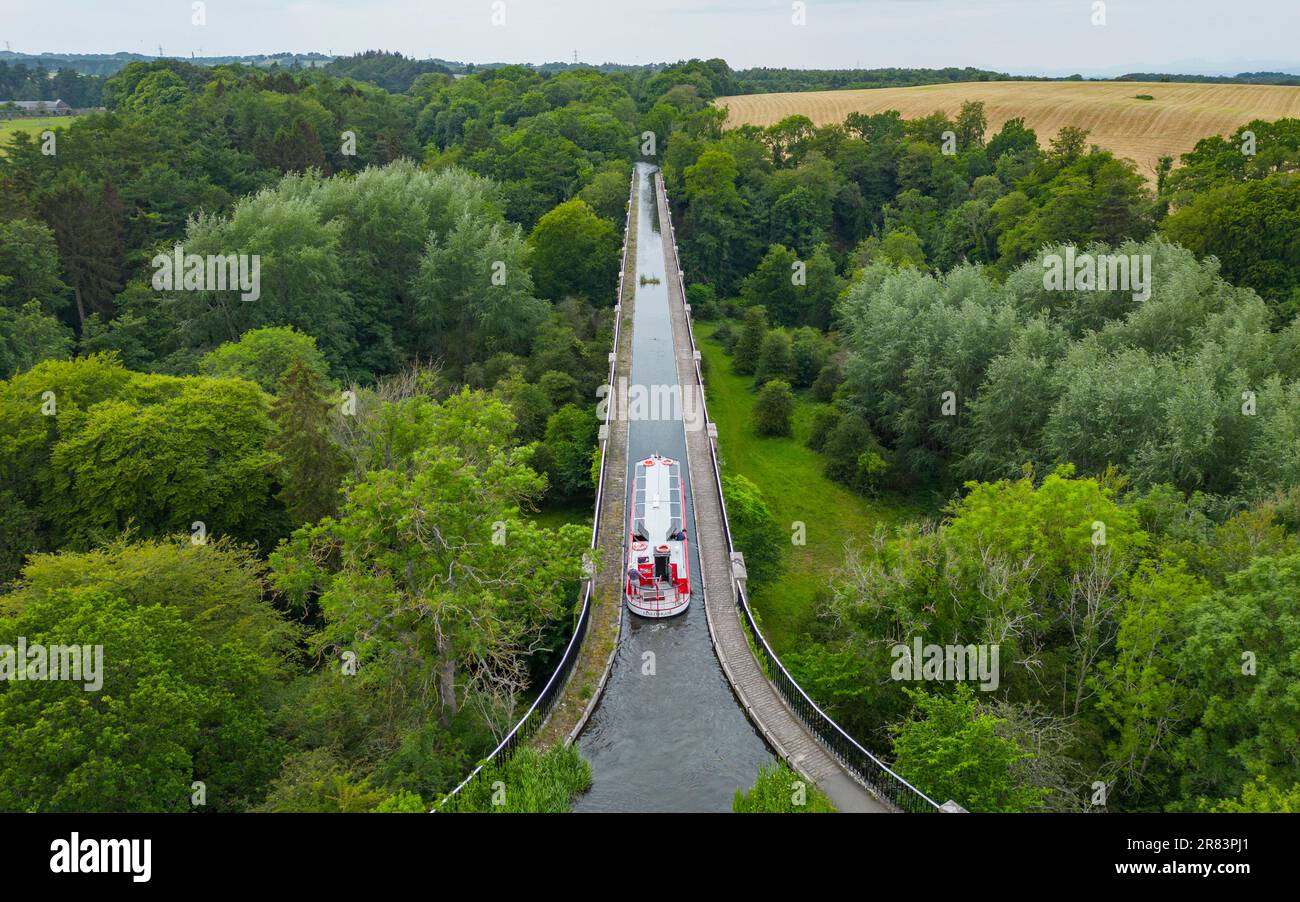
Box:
left=2, top=0, right=1296, bottom=76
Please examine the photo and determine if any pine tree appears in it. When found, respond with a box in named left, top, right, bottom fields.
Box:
left=268, top=358, right=344, bottom=527
left=38, top=176, right=126, bottom=332
left=271, top=116, right=329, bottom=175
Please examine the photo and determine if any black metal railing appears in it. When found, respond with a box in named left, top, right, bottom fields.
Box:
left=731, top=584, right=940, bottom=812
left=434, top=170, right=638, bottom=809
left=655, top=171, right=942, bottom=814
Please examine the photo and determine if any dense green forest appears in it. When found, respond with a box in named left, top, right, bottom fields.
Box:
left=1, top=51, right=1297, bottom=813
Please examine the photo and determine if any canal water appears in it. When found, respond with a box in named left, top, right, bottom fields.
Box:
left=571, top=162, right=773, bottom=812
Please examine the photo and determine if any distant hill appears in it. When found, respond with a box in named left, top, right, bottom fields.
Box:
left=0, top=51, right=335, bottom=77
left=1117, top=71, right=1300, bottom=86
left=0, top=50, right=603, bottom=83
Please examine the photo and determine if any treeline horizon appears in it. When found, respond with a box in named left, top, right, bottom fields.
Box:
left=6, top=48, right=1300, bottom=98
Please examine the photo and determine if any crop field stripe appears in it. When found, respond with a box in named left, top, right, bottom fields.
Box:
left=716, top=81, right=1300, bottom=178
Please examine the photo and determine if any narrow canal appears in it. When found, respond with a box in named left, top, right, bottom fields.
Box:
left=572, top=162, right=773, bottom=812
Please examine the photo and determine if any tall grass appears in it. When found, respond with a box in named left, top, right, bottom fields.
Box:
left=733, top=761, right=836, bottom=813
left=439, top=743, right=592, bottom=813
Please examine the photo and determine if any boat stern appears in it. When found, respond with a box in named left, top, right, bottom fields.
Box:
left=626, top=583, right=690, bottom=618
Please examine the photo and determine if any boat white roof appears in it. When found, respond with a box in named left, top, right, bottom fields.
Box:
left=633, top=456, right=682, bottom=543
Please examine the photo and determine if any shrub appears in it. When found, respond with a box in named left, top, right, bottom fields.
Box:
left=822, top=412, right=887, bottom=492
left=807, top=406, right=841, bottom=452
left=686, top=282, right=718, bottom=320
left=790, top=327, right=827, bottom=388
left=811, top=360, right=842, bottom=402
left=733, top=761, right=835, bottom=812
left=856, top=449, right=889, bottom=495
left=439, top=744, right=592, bottom=813
left=712, top=319, right=736, bottom=353
left=754, top=380, right=795, bottom=437
left=722, top=473, right=785, bottom=587
left=257, top=749, right=392, bottom=813
left=755, top=329, right=795, bottom=385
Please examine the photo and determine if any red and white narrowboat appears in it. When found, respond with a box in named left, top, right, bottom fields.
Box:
left=625, top=454, right=690, bottom=617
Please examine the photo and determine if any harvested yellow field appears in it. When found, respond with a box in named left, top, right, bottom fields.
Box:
left=716, top=81, right=1300, bottom=178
